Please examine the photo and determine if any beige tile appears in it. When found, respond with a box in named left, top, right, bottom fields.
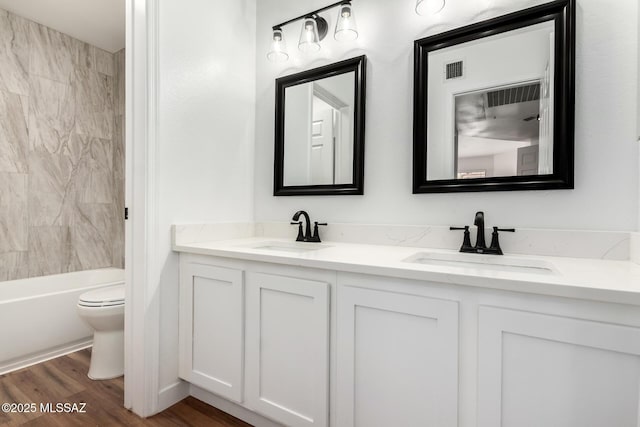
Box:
left=114, top=49, right=125, bottom=116
left=112, top=115, right=125, bottom=268
left=0, top=251, right=28, bottom=281
left=75, top=42, right=95, bottom=70
left=95, top=48, right=114, bottom=76
left=0, top=10, right=30, bottom=96
left=73, top=68, right=113, bottom=139
left=113, top=117, right=125, bottom=211
left=28, top=151, right=76, bottom=227
left=28, top=226, right=71, bottom=276
left=70, top=204, right=113, bottom=271
left=0, top=89, right=28, bottom=173
left=76, top=137, right=114, bottom=204
left=28, top=21, right=77, bottom=84
left=0, top=173, right=28, bottom=253
left=28, top=75, right=75, bottom=153
left=112, top=222, right=124, bottom=268
left=1, top=13, right=125, bottom=277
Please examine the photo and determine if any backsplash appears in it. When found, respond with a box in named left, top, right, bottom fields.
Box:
left=0, top=9, right=125, bottom=280
left=173, top=222, right=631, bottom=261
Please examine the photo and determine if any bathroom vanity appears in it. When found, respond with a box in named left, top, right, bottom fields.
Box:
left=174, top=233, right=640, bottom=427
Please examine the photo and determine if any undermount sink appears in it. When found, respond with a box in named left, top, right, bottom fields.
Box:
left=248, top=241, right=331, bottom=253
left=403, top=252, right=557, bottom=275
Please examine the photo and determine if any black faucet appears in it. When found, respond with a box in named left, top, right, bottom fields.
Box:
left=450, top=211, right=515, bottom=255
left=474, top=211, right=486, bottom=250
left=291, top=210, right=327, bottom=243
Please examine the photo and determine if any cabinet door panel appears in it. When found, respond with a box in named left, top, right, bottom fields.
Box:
left=478, top=306, right=640, bottom=427
left=337, top=285, right=459, bottom=427
left=179, top=263, right=243, bottom=402
left=245, top=272, right=330, bottom=427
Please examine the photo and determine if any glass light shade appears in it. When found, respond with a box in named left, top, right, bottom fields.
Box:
left=299, top=17, right=321, bottom=52
left=416, top=0, right=445, bottom=15
left=334, top=3, right=358, bottom=42
left=267, top=28, right=289, bottom=62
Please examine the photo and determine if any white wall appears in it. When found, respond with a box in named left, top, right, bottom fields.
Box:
left=254, top=0, right=638, bottom=231
left=459, top=155, right=495, bottom=177
left=494, top=150, right=518, bottom=177
left=637, top=0, right=640, bottom=231
left=157, top=0, right=255, bottom=395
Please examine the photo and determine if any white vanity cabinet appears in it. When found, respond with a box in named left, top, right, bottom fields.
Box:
left=176, top=248, right=640, bottom=427
left=178, top=261, right=245, bottom=403
left=334, top=272, right=640, bottom=427
left=336, top=274, right=459, bottom=427
left=178, top=254, right=332, bottom=427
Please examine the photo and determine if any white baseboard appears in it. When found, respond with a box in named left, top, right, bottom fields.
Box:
left=190, top=385, right=283, bottom=427
left=157, top=380, right=190, bottom=413
left=0, top=339, right=93, bottom=375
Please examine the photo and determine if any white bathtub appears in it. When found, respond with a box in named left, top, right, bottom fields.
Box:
left=0, top=268, right=125, bottom=374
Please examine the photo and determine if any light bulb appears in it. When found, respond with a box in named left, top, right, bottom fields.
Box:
left=416, top=0, right=445, bottom=15
left=267, top=28, right=289, bottom=62
left=299, top=17, right=321, bottom=52
left=335, top=2, right=358, bottom=42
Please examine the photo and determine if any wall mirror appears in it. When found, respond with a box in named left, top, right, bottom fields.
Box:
left=274, top=56, right=366, bottom=196
left=413, top=0, right=574, bottom=193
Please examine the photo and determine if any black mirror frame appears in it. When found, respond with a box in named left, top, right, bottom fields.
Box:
left=274, top=55, right=367, bottom=196
left=413, top=0, right=575, bottom=194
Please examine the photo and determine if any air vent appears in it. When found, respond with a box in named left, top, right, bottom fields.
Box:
left=445, top=60, right=463, bottom=80
left=487, top=83, right=540, bottom=108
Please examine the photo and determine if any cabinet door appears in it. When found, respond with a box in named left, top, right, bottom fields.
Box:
left=478, top=306, right=640, bottom=427
left=179, top=263, right=244, bottom=403
left=336, top=285, right=459, bottom=427
left=245, top=272, right=330, bottom=427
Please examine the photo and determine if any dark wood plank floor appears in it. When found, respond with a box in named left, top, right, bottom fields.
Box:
left=0, top=349, right=252, bottom=426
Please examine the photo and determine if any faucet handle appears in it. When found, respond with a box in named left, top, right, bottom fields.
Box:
left=309, top=222, right=327, bottom=243
left=489, top=227, right=515, bottom=255
left=450, top=226, right=472, bottom=251
left=291, top=221, right=304, bottom=242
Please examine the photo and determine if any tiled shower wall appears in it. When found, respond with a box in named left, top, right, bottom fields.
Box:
left=0, top=9, right=125, bottom=280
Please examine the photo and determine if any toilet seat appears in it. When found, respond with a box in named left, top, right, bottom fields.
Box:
left=78, top=284, right=125, bottom=308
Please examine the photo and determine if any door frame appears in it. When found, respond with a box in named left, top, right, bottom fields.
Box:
left=124, top=0, right=162, bottom=416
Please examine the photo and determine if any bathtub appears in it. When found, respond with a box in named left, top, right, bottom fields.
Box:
left=0, top=268, right=125, bottom=375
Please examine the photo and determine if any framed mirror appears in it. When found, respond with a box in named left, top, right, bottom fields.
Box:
left=274, top=56, right=366, bottom=196
left=413, top=0, right=574, bottom=193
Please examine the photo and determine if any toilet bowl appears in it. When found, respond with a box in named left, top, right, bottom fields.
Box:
left=77, top=284, right=125, bottom=380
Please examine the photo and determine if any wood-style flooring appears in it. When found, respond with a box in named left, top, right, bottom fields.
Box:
left=0, top=349, right=252, bottom=426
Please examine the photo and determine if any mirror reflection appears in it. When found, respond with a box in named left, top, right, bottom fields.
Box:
left=427, top=20, right=555, bottom=181
left=283, top=72, right=355, bottom=186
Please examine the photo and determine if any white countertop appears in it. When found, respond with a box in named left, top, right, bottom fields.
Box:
left=173, top=237, right=640, bottom=306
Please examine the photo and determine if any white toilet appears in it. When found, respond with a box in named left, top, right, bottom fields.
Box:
left=77, top=284, right=125, bottom=380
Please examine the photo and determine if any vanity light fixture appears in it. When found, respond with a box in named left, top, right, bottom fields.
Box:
left=267, top=28, right=289, bottom=62
left=299, top=16, right=324, bottom=52
left=267, top=0, right=359, bottom=62
left=416, top=0, right=446, bottom=15
left=335, top=2, right=358, bottom=42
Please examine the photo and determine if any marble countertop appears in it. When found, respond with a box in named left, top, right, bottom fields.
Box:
left=173, top=237, right=640, bottom=306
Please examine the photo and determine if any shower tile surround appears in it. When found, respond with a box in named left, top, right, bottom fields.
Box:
left=0, top=9, right=125, bottom=280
